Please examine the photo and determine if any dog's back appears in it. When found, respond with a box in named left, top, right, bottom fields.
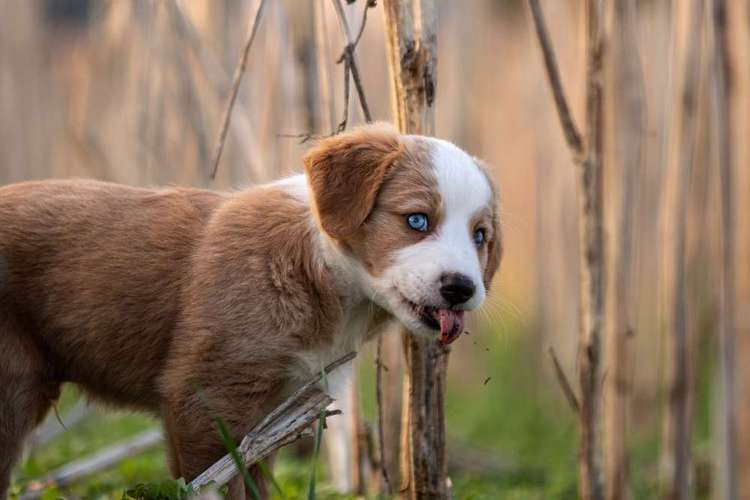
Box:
left=0, top=179, right=224, bottom=408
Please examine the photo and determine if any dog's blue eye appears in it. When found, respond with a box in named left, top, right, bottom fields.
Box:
left=473, top=228, right=486, bottom=247
left=407, top=213, right=429, bottom=232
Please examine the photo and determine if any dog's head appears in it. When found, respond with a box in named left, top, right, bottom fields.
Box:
left=304, top=123, right=502, bottom=344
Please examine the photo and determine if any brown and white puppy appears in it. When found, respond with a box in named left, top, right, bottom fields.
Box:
left=0, top=123, right=501, bottom=498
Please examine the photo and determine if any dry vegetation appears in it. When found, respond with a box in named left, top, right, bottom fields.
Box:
left=2, top=0, right=750, bottom=499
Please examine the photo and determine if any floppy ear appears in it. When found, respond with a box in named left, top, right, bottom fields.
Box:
left=474, top=158, right=503, bottom=290
left=484, top=207, right=503, bottom=290
left=303, top=123, right=403, bottom=240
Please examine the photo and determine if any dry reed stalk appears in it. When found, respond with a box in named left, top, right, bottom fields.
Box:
left=528, top=0, right=607, bottom=497
left=710, top=0, right=737, bottom=497
left=209, top=0, right=267, bottom=179
left=603, top=1, right=644, bottom=498
left=726, top=1, right=750, bottom=496
left=168, top=0, right=266, bottom=182
left=314, top=0, right=337, bottom=133
left=376, top=335, right=394, bottom=495
left=659, top=1, right=705, bottom=498
left=382, top=1, right=446, bottom=498
left=378, top=328, right=404, bottom=494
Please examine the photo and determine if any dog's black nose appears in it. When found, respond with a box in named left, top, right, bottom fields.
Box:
left=440, top=273, right=476, bottom=305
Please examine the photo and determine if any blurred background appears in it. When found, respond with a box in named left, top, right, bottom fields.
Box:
left=3, top=0, right=748, bottom=498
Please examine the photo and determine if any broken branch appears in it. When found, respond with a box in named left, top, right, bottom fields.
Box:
left=190, top=351, right=356, bottom=490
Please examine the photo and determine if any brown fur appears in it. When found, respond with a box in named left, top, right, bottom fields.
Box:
left=343, top=137, right=442, bottom=276
left=0, top=179, right=338, bottom=497
left=0, top=125, right=501, bottom=499
left=304, top=123, right=405, bottom=242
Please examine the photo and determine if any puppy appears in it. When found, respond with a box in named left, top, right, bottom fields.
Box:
left=0, top=123, right=501, bottom=498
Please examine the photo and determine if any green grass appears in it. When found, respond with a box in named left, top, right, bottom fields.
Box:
left=13, top=322, right=716, bottom=499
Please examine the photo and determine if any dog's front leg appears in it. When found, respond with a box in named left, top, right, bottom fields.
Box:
left=162, top=381, right=280, bottom=499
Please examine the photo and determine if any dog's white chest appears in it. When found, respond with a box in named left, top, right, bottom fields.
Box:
left=294, top=302, right=371, bottom=397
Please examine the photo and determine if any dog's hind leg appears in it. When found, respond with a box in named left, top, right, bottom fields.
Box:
left=0, top=313, right=59, bottom=498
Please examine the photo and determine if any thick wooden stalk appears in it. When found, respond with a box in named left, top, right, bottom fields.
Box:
left=528, top=1, right=607, bottom=497
left=576, top=1, right=606, bottom=498
left=401, top=337, right=449, bottom=498
left=382, top=1, right=444, bottom=498
left=383, top=0, right=437, bottom=136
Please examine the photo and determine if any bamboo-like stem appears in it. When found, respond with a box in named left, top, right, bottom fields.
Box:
left=575, top=2, right=606, bottom=498
left=659, top=1, right=705, bottom=498
left=710, top=0, right=737, bottom=497
left=603, top=1, right=644, bottom=499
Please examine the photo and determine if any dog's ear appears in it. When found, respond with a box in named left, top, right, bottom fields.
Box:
left=484, top=207, right=503, bottom=290
left=474, top=158, right=502, bottom=290
left=304, top=123, right=403, bottom=240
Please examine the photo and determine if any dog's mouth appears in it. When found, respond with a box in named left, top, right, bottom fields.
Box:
left=403, top=297, right=465, bottom=345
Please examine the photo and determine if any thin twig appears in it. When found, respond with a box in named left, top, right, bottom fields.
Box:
left=209, top=0, right=268, bottom=180
left=168, top=0, right=266, bottom=181
left=28, top=399, right=92, bottom=451
left=547, top=347, right=580, bottom=413
left=527, top=0, right=584, bottom=158
left=376, top=335, right=393, bottom=495
left=276, top=132, right=325, bottom=144
left=331, top=0, right=374, bottom=132
left=338, top=61, right=353, bottom=133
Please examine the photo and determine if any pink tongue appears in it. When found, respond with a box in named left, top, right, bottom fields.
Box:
left=437, top=309, right=465, bottom=345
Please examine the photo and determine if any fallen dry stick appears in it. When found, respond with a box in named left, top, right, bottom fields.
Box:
left=22, top=352, right=355, bottom=497
left=22, top=429, right=163, bottom=499
left=190, top=351, right=357, bottom=490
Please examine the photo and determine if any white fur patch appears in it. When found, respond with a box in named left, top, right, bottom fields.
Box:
left=271, top=174, right=310, bottom=202
left=293, top=302, right=372, bottom=394
left=423, top=137, right=492, bottom=303
left=364, top=137, right=494, bottom=337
